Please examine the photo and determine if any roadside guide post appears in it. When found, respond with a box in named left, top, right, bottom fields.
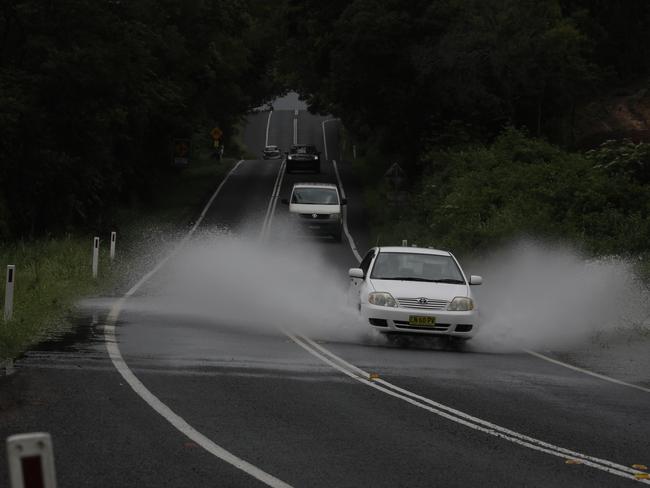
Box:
left=7, top=432, right=57, bottom=488
left=353, top=144, right=357, bottom=160
left=402, top=239, right=408, bottom=247
left=92, top=237, right=99, bottom=279
left=109, top=232, right=116, bottom=261
left=211, top=127, right=223, bottom=159
left=384, top=162, right=408, bottom=223
left=4, top=265, right=15, bottom=321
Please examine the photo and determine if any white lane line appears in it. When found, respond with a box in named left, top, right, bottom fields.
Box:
left=332, top=160, right=362, bottom=262
left=526, top=349, right=650, bottom=394
left=265, top=110, right=273, bottom=147
left=321, top=119, right=339, bottom=161
left=327, top=130, right=648, bottom=395
left=104, top=159, right=294, bottom=488
left=287, top=333, right=650, bottom=484
left=297, top=334, right=645, bottom=476
left=272, top=125, right=648, bottom=483
left=293, top=117, right=297, bottom=145
left=260, top=159, right=286, bottom=241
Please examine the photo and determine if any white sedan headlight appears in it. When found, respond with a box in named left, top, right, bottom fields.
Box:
left=368, top=292, right=398, bottom=307
left=447, top=297, right=474, bottom=311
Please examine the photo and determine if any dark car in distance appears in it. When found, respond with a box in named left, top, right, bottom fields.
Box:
left=263, top=145, right=282, bottom=159
left=286, top=144, right=320, bottom=173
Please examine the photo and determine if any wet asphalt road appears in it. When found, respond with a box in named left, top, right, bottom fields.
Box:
left=1, top=107, right=649, bottom=487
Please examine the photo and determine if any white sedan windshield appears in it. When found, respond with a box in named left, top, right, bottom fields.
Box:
left=291, top=188, right=339, bottom=204
left=370, top=253, right=465, bottom=283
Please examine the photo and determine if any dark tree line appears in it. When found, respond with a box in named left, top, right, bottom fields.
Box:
left=278, top=0, right=650, bottom=163
left=0, top=0, right=280, bottom=239
left=2, top=0, right=649, bottom=243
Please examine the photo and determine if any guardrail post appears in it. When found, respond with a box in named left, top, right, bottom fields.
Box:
left=7, top=432, right=57, bottom=488
left=92, top=237, right=99, bottom=278
left=109, top=232, right=116, bottom=261
left=401, top=239, right=407, bottom=247
left=4, top=265, right=15, bottom=321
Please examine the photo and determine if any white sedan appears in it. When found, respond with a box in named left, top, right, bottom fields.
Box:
left=349, top=246, right=482, bottom=342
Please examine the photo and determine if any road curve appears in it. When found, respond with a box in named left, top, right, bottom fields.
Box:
left=1, top=107, right=648, bottom=487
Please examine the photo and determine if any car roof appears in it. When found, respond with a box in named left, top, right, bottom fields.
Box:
left=292, top=182, right=338, bottom=189
left=291, top=144, right=315, bottom=148
left=377, top=246, right=450, bottom=256
left=265, top=145, right=278, bottom=149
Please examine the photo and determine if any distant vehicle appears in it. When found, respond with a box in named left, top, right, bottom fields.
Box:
left=286, top=144, right=320, bottom=173
left=281, top=182, right=345, bottom=241
left=348, top=246, right=482, bottom=344
left=263, top=145, right=281, bottom=159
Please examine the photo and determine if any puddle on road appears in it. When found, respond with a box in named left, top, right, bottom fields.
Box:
left=13, top=308, right=112, bottom=371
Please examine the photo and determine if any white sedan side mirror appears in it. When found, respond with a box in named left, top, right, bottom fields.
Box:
left=470, top=275, right=483, bottom=285
left=349, top=268, right=364, bottom=279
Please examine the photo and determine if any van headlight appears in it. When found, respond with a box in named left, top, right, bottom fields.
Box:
left=447, top=297, right=474, bottom=311
left=368, top=292, right=398, bottom=308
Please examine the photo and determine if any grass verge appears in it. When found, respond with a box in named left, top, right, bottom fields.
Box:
left=0, top=140, right=235, bottom=361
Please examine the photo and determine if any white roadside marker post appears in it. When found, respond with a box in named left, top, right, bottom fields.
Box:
left=402, top=239, right=408, bottom=247
left=92, top=237, right=99, bottom=279
left=4, top=265, right=15, bottom=321
left=109, top=232, right=116, bottom=261
left=7, top=432, right=57, bottom=488
left=353, top=144, right=357, bottom=160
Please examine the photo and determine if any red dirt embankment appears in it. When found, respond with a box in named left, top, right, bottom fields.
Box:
left=575, top=82, right=650, bottom=148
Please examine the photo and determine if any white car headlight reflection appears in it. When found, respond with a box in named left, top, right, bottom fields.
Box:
left=368, top=292, right=398, bottom=308
left=447, top=297, right=474, bottom=311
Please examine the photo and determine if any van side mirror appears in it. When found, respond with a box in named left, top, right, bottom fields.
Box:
left=341, top=198, right=347, bottom=205
left=470, top=275, right=483, bottom=285
left=349, top=268, right=364, bottom=279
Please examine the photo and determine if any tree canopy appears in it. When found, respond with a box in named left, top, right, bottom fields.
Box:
left=0, top=0, right=281, bottom=238
left=279, top=0, right=650, bottom=157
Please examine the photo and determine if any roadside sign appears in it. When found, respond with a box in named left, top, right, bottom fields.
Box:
left=210, top=127, right=223, bottom=141
left=172, top=139, right=191, bottom=167
left=384, top=162, right=406, bottom=189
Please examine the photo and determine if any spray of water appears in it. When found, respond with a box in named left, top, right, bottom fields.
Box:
left=112, top=227, right=368, bottom=343
left=468, top=240, right=650, bottom=352
left=87, top=228, right=649, bottom=355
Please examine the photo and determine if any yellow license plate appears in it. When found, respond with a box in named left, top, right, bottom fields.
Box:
left=409, top=316, right=436, bottom=326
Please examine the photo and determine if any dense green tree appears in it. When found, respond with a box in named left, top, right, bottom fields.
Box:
left=0, top=0, right=281, bottom=239
left=279, top=0, right=649, bottom=154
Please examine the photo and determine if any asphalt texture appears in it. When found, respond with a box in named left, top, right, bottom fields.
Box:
left=1, top=106, right=649, bottom=487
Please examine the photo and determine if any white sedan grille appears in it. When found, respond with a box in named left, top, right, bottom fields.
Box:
left=397, top=297, right=449, bottom=310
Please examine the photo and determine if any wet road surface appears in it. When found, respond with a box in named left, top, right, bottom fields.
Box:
left=1, top=106, right=649, bottom=487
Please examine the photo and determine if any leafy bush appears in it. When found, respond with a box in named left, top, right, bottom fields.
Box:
left=371, top=129, right=650, bottom=257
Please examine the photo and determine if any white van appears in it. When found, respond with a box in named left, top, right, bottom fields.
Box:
left=282, top=182, right=346, bottom=241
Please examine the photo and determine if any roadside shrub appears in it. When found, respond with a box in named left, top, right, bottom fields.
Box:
left=373, top=128, right=650, bottom=257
